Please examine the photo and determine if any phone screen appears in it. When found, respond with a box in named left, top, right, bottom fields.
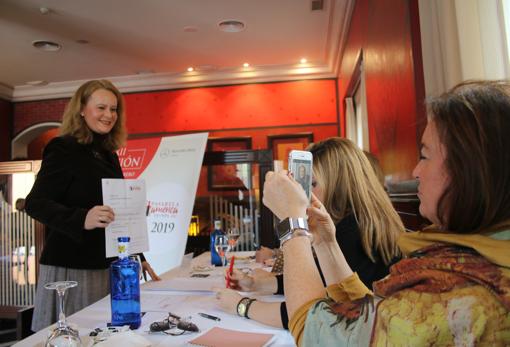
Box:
left=289, top=159, right=312, bottom=199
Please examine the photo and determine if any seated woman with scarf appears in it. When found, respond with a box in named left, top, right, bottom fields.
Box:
left=263, top=80, right=510, bottom=346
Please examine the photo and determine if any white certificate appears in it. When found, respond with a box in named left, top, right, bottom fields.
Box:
left=102, top=178, right=149, bottom=257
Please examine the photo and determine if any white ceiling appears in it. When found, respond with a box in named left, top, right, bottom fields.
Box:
left=0, top=0, right=354, bottom=101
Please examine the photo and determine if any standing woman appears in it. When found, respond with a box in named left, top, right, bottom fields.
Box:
left=26, top=80, right=159, bottom=332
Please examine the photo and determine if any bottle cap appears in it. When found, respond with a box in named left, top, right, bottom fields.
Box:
left=117, top=236, right=130, bottom=258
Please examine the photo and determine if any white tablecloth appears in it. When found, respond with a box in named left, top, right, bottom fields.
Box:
left=13, top=252, right=296, bottom=346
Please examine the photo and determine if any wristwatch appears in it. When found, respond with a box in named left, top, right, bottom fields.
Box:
left=237, top=297, right=257, bottom=318
left=276, top=217, right=311, bottom=245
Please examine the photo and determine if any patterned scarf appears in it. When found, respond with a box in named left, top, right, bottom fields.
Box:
left=373, top=243, right=510, bottom=310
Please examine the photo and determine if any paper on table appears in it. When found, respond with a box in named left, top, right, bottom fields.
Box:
left=181, top=252, right=194, bottom=272
left=188, top=327, right=274, bottom=347
left=102, top=179, right=149, bottom=257
left=141, top=292, right=216, bottom=312
left=94, top=330, right=151, bottom=347
left=143, top=275, right=223, bottom=292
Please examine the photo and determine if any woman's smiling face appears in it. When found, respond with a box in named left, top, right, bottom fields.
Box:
left=81, top=88, right=118, bottom=134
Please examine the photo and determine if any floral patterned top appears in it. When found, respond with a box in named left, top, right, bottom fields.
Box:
left=289, top=229, right=510, bottom=346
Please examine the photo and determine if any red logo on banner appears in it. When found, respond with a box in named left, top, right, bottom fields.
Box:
left=117, top=137, right=162, bottom=178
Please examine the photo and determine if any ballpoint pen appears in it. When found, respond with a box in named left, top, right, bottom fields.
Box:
left=198, top=312, right=221, bottom=321
left=226, top=255, right=235, bottom=288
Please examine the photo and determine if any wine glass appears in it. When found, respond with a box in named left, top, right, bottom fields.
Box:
left=227, top=227, right=240, bottom=251
left=214, top=234, right=230, bottom=267
left=44, top=281, right=82, bottom=347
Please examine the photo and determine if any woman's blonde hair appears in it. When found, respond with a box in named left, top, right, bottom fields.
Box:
left=363, top=151, right=385, bottom=189
left=308, top=137, right=403, bottom=264
left=60, top=79, right=127, bottom=151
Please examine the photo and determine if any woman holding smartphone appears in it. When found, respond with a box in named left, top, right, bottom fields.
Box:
left=263, top=81, right=510, bottom=346
left=215, top=137, right=404, bottom=328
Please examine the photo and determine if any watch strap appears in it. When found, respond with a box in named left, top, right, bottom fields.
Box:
left=278, top=217, right=309, bottom=241
left=278, top=217, right=311, bottom=246
left=244, top=298, right=257, bottom=319
left=270, top=249, right=284, bottom=275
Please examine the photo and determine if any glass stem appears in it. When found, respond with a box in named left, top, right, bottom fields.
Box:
left=56, top=288, right=67, bottom=328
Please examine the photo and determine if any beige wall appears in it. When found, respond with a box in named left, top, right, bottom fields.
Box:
left=419, top=0, right=510, bottom=97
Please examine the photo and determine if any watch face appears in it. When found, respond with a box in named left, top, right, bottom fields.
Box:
left=277, top=219, right=292, bottom=239
left=237, top=302, right=246, bottom=316
left=278, top=229, right=292, bottom=240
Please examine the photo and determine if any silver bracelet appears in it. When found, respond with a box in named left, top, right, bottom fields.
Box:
left=280, top=228, right=313, bottom=246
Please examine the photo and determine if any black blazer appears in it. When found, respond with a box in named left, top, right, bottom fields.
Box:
left=26, top=135, right=126, bottom=269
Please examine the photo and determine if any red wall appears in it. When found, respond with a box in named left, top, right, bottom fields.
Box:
left=337, top=0, right=425, bottom=182
left=13, top=99, right=67, bottom=136
left=0, top=99, right=13, bottom=161
left=124, top=80, right=337, bottom=136
left=14, top=79, right=339, bottom=159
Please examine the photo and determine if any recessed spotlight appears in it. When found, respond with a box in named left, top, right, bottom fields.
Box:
left=300, top=58, right=307, bottom=64
left=187, top=67, right=194, bottom=72
left=243, top=63, right=250, bottom=68
left=218, top=20, right=245, bottom=33
left=32, top=40, right=61, bottom=52
left=26, top=80, right=48, bottom=86
left=39, top=7, right=51, bottom=15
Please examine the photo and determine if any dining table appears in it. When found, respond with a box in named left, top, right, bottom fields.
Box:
left=12, top=251, right=296, bottom=346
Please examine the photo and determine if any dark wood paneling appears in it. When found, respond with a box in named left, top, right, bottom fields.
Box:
left=390, top=193, right=429, bottom=231
left=388, top=180, right=429, bottom=231
left=0, top=99, right=13, bottom=161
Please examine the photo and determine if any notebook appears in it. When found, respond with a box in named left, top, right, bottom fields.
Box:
left=188, top=327, right=274, bottom=347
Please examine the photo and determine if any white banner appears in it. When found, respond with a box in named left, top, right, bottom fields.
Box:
left=117, top=133, right=208, bottom=275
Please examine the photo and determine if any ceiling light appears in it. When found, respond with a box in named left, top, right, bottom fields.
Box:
left=26, top=80, right=48, bottom=86
left=243, top=63, right=250, bottom=68
left=39, top=7, right=50, bottom=15
left=300, top=58, right=307, bottom=64
left=218, top=20, right=245, bottom=33
left=187, top=67, right=194, bottom=72
left=32, top=40, right=61, bottom=52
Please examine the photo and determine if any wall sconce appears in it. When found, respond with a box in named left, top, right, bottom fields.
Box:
left=188, top=215, right=200, bottom=237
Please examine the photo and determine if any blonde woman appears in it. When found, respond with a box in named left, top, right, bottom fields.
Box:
left=26, top=80, right=159, bottom=331
left=215, top=137, right=404, bottom=329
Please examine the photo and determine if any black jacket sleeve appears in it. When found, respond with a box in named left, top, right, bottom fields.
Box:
left=25, top=137, right=88, bottom=242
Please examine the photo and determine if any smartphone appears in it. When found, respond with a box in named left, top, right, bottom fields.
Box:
left=288, top=150, right=313, bottom=200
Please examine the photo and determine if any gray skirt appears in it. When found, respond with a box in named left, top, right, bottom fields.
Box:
left=31, top=264, right=109, bottom=332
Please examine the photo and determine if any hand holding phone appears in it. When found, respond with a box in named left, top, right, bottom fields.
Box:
left=288, top=150, right=313, bottom=200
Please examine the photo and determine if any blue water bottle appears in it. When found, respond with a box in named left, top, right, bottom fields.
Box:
left=210, top=219, right=224, bottom=266
left=110, top=236, right=141, bottom=329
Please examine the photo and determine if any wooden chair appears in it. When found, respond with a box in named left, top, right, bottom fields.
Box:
left=0, top=305, right=34, bottom=340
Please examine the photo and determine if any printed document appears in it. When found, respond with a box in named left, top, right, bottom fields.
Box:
left=102, top=178, right=149, bottom=257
